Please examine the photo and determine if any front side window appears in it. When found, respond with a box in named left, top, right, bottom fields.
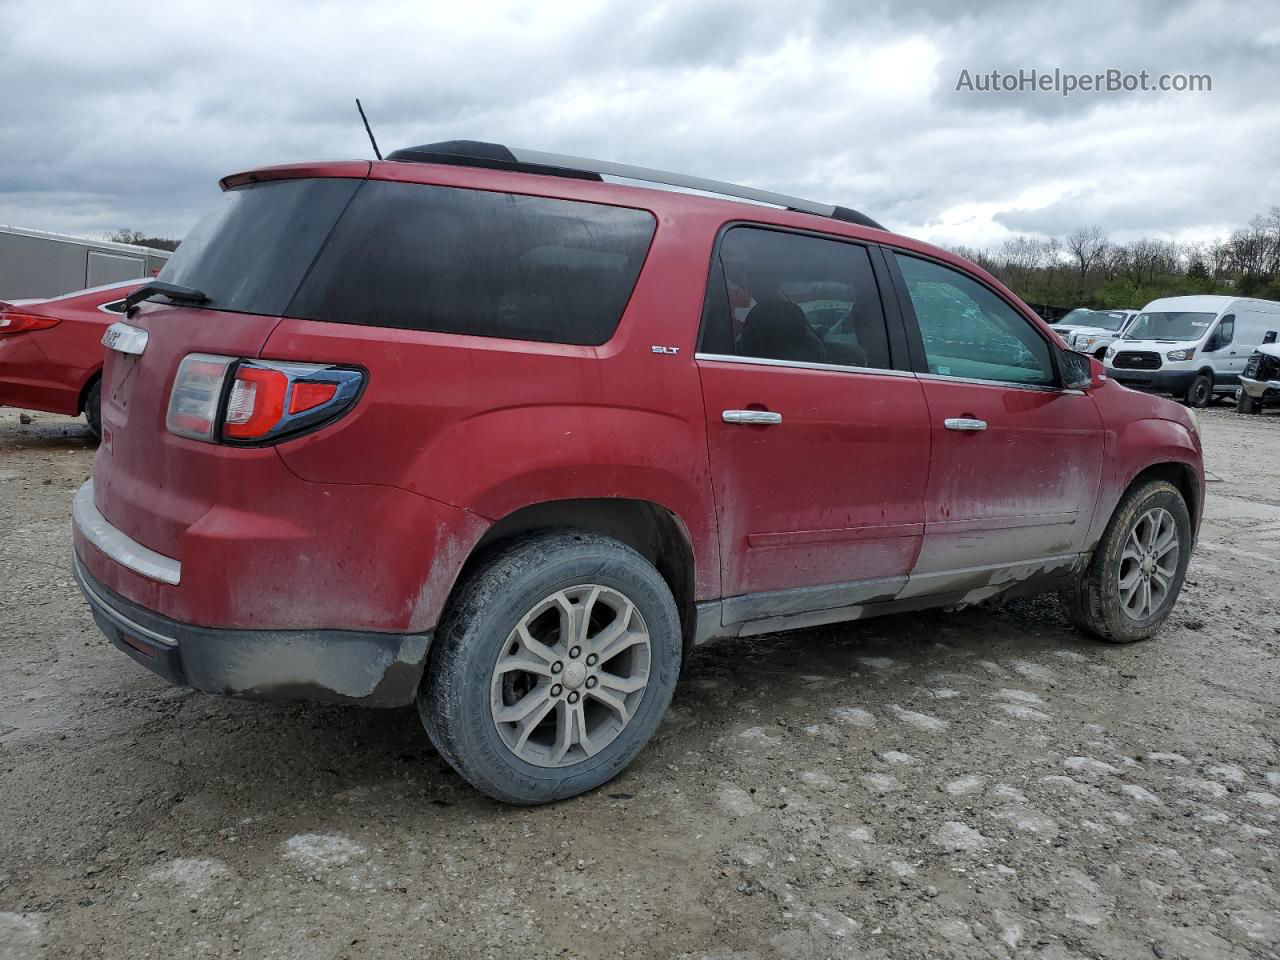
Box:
left=894, top=253, right=1054, bottom=386
left=289, top=181, right=657, bottom=346
left=700, top=226, right=891, bottom=369
left=1210, top=314, right=1235, bottom=349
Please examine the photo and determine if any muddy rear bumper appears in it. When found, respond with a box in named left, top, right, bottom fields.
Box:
left=73, top=555, right=431, bottom=706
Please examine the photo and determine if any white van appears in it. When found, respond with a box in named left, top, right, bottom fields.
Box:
left=1103, top=295, right=1280, bottom=406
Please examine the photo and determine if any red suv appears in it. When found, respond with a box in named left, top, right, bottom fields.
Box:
left=73, top=142, right=1203, bottom=804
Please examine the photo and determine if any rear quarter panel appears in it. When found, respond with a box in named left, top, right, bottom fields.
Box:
left=262, top=205, right=722, bottom=605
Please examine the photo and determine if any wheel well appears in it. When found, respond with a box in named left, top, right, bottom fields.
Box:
left=77, top=370, right=102, bottom=415
left=1128, top=462, right=1200, bottom=529
left=464, top=499, right=698, bottom=653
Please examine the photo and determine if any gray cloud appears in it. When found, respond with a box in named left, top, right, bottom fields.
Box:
left=0, top=0, right=1275, bottom=250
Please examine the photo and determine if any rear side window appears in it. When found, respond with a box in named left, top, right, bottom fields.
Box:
left=700, top=226, right=891, bottom=369
left=157, top=178, right=361, bottom=316
left=288, top=181, right=657, bottom=346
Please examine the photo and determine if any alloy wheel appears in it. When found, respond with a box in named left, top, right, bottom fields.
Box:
left=1117, top=507, right=1180, bottom=620
left=490, top=584, right=652, bottom=768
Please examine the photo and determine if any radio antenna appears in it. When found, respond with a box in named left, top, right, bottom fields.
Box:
left=355, top=99, right=383, bottom=161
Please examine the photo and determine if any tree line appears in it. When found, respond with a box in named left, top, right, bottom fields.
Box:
left=105, top=229, right=180, bottom=252
left=949, top=206, right=1280, bottom=311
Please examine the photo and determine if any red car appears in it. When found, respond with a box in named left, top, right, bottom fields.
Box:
left=72, top=143, right=1204, bottom=804
left=0, top=280, right=142, bottom=437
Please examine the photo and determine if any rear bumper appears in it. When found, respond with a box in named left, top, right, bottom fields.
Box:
left=74, top=552, right=431, bottom=706
left=76, top=458, right=488, bottom=634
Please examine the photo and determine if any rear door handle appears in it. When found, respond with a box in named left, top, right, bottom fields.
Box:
left=723, top=410, right=782, bottom=425
left=944, top=417, right=987, bottom=431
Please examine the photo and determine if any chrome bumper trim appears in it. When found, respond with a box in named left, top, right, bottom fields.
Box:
left=73, top=480, right=182, bottom=585
left=73, top=554, right=178, bottom=647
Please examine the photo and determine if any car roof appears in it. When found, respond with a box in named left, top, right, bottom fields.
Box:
left=218, top=151, right=1043, bottom=326
left=1141, top=295, right=1262, bottom=312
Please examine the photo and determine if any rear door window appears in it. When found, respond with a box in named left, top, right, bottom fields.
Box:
left=288, top=181, right=657, bottom=346
left=699, top=226, right=892, bottom=369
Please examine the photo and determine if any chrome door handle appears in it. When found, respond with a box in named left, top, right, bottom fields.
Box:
left=723, top=410, right=782, bottom=425
left=944, top=417, right=987, bottom=431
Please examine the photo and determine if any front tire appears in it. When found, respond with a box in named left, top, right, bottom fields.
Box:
left=84, top=378, right=102, bottom=439
left=1238, top=390, right=1262, bottom=414
left=1184, top=374, right=1212, bottom=408
left=419, top=531, right=681, bottom=805
left=1061, top=480, right=1191, bottom=643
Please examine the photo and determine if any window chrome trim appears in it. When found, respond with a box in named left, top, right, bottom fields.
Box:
left=916, top=372, right=1083, bottom=395
left=694, top=352, right=917, bottom=378
left=693, top=353, right=1082, bottom=392
left=74, top=480, right=181, bottom=585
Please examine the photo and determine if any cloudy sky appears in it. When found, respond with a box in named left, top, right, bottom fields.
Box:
left=1, top=0, right=1276, bottom=250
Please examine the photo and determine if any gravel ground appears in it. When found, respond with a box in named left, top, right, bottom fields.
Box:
left=1, top=404, right=1277, bottom=960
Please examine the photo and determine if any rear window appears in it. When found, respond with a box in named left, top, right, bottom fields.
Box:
left=288, top=181, right=657, bottom=345
left=157, top=178, right=361, bottom=316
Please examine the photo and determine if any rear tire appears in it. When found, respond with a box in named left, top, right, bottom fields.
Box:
left=419, top=531, right=681, bottom=805
left=1184, top=374, right=1212, bottom=408
left=84, top=378, right=102, bottom=439
left=1237, top=391, right=1262, bottom=414
left=1061, top=480, right=1191, bottom=643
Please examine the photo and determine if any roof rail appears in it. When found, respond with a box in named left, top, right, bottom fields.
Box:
left=384, top=141, right=885, bottom=231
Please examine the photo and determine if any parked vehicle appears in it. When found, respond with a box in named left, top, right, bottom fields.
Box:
left=1237, top=337, right=1280, bottom=413
left=0, top=226, right=169, bottom=301
left=0, top=279, right=142, bottom=436
left=1059, top=310, right=1139, bottom=358
left=1104, top=296, right=1280, bottom=407
left=72, top=142, right=1204, bottom=804
left=1050, top=308, right=1101, bottom=334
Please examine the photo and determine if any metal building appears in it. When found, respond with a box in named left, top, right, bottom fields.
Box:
left=0, top=225, right=172, bottom=301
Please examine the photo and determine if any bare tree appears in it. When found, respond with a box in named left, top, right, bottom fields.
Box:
left=1066, top=226, right=1108, bottom=292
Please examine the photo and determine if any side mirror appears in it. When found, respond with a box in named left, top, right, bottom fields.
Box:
left=1059, top=349, right=1093, bottom=390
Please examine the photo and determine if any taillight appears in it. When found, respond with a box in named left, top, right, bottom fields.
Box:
left=166, top=355, right=363, bottom=444
left=223, top=366, right=288, bottom=439
left=0, top=305, right=60, bottom=335
left=166, top=354, right=235, bottom=441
